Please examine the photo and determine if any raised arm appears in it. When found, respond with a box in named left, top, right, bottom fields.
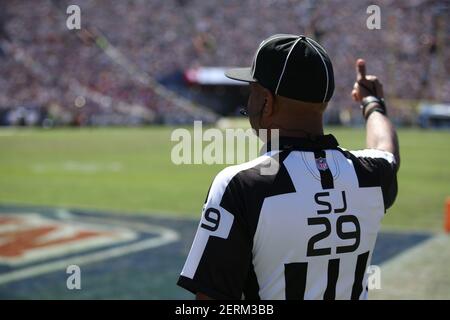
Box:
left=352, top=59, right=400, bottom=168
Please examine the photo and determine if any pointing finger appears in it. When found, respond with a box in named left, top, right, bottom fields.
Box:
left=356, top=58, right=366, bottom=81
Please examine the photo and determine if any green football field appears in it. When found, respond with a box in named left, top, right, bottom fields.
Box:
left=0, top=124, right=449, bottom=232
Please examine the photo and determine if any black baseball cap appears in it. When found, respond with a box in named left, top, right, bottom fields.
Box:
left=225, top=34, right=334, bottom=103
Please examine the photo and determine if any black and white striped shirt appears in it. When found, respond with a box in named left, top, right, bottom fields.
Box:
left=178, top=135, right=398, bottom=300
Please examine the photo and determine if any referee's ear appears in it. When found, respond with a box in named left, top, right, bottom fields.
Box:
left=261, top=87, right=275, bottom=117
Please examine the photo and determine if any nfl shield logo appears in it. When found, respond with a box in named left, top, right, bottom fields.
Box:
left=316, top=157, right=329, bottom=171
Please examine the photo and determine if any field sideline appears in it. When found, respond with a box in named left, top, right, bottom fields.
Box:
left=0, top=124, right=449, bottom=232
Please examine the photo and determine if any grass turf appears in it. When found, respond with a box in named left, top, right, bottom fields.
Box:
left=0, top=125, right=448, bottom=232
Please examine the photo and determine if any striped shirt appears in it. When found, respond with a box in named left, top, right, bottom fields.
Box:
left=178, top=134, right=398, bottom=300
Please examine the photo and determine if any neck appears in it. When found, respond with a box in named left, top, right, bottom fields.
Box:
left=267, top=97, right=326, bottom=138
left=269, top=117, right=324, bottom=139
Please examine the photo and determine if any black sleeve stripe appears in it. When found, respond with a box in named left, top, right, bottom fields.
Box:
left=191, top=211, right=253, bottom=299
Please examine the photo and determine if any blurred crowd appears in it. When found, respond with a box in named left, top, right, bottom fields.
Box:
left=0, top=0, right=448, bottom=126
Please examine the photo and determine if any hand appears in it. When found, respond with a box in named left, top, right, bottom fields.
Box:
left=351, top=59, right=384, bottom=102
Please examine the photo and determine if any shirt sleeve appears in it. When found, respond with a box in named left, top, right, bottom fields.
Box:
left=177, top=168, right=251, bottom=299
left=350, top=149, right=398, bottom=210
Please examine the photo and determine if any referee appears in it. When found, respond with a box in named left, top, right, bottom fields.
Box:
left=178, top=34, right=399, bottom=300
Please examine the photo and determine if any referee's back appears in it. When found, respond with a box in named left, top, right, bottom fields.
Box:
left=178, top=135, right=397, bottom=299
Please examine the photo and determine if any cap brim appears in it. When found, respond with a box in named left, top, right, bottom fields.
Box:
left=224, top=67, right=256, bottom=82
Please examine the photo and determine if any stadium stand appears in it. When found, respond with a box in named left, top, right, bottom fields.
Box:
left=0, top=0, right=448, bottom=126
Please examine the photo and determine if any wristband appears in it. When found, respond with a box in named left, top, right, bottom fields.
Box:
left=361, top=96, right=387, bottom=120
left=364, top=107, right=386, bottom=119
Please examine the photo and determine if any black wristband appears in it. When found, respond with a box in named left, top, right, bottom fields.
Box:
left=361, top=96, right=387, bottom=120
left=364, top=107, right=386, bottom=120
